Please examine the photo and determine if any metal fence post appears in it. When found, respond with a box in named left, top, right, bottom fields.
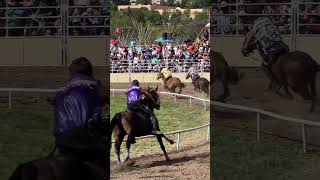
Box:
left=174, top=94, right=177, bottom=103
left=112, top=90, right=115, bottom=96
left=8, top=91, right=11, bottom=109
left=257, top=112, right=261, bottom=144
left=203, top=100, right=206, bottom=110
left=176, top=133, right=180, bottom=150
left=189, top=97, right=192, bottom=107
left=302, top=124, right=307, bottom=153
left=207, top=125, right=210, bottom=142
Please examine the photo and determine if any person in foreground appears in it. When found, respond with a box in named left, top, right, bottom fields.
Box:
left=50, top=57, right=108, bottom=179
left=9, top=57, right=109, bottom=180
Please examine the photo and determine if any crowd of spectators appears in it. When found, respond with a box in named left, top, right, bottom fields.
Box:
left=212, top=0, right=320, bottom=35
left=0, top=0, right=109, bottom=37
left=110, top=29, right=210, bottom=73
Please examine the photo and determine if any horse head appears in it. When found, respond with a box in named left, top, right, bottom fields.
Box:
left=241, top=30, right=257, bottom=57
left=156, top=72, right=163, bottom=80
left=146, top=85, right=160, bottom=110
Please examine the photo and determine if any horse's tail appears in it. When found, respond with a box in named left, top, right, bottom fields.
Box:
left=110, top=112, right=122, bottom=136
left=9, top=162, right=38, bottom=180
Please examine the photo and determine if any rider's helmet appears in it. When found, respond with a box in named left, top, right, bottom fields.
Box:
left=69, top=57, right=93, bottom=76
left=161, top=67, right=168, bottom=73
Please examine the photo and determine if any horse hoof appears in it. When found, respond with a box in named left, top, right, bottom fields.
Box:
left=169, top=140, right=175, bottom=145
left=124, top=157, right=130, bottom=162
left=117, top=161, right=122, bottom=164
left=165, top=157, right=171, bottom=162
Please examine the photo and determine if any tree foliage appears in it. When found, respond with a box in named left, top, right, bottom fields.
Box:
left=111, top=7, right=209, bottom=44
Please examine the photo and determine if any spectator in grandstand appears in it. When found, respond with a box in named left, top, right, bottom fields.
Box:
left=110, top=38, right=210, bottom=73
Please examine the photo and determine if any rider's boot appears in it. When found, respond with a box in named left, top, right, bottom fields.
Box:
left=150, top=116, right=162, bottom=135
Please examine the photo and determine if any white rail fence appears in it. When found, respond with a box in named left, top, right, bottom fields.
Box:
left=0, top=88, right=210, bottom=151
left=1, top=87, right=319, bottom=153
left=110, top=60, right=210, bottom=73
left=110, top=88, right=210, bottom=150
left=212, top=101, right=320, bottom=153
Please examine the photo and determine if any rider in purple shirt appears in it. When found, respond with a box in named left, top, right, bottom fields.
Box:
left=126, top=80, right=162, bottom=135
left=49, top=57, right=108, bottom=177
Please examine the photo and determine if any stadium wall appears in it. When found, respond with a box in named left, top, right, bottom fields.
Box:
left=110, top=73, right=210, bottom=83
left=214, top=36, right=320, bottom=66
left=0, top=37, right=108, bottom=66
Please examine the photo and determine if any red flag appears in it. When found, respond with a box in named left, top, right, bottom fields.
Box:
left=115, top=27, right=121, bottom=36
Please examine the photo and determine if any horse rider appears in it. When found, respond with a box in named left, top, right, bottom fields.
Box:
left=242, top=17, right=290, bottom=86
left=49, top=57, right=108, bottom=179
left=126, top=80, right=163, bottom=135
left=161, top=67, right=172, bottom=81
left=187, top=65, right=200, bottom=84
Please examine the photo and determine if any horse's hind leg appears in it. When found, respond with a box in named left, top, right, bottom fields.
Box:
left=202, top=84, right=209, bottom=97
left=283, top=85, right=294, bottom=99
left=115, top=133, right=125, bottom=164
left=156, top=135, right=170, bottom=161
left=124, top=134, right=134, bottom=162
left=294, top=82, right=315, bottom=112
left=218, top=80, right=230, bottom=101
left=161, top=134, right=175, bottom=144
left=311, top=73, right=317, bottom=96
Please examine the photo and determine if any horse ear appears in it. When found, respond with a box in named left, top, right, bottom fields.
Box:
left=155, top=85, right=158, bottom=91
left=147, top=85, right=150, bottom=91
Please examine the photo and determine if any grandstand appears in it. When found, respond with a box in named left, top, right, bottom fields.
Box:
left=212, top=0, right=320, bottom=66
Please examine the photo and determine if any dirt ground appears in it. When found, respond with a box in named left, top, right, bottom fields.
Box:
left=214, top=68, right=320, bottom=147
left=110, top=142, right=210, bottom=180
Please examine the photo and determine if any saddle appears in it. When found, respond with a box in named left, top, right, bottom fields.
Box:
left=126, top=107, right=150, bottom=120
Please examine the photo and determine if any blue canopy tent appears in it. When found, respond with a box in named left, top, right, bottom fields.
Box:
left=155, top=37, right=176, bottom=43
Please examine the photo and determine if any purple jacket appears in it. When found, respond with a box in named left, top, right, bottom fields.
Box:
left=50, top=74, right=101, bottom=134
left=127, top=85, right=142, bottom=105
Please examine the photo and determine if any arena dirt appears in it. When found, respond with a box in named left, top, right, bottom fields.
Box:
left=110, top=142, right=210, bottom=180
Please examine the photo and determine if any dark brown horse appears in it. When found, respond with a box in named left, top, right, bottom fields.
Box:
left=156, top=72, right=185, bottom=94
left=211, top=51, right=244, bottom=101
left=185, top=73, right=210, bottom=97
left=8, top=80, right=110, bottom=180
left=242, top=32, right=319, bottom=112
left=110, top=86, right=174, bottom=164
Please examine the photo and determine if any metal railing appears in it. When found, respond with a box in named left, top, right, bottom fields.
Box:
left=0, top=88, right=210, bottom=151
left=110, top=60, right=210, bottom=73
left=0, top=1, right=109, bottom=37
left=212, top=1, right=320, bottom=35
left=211, top=101, right=320, bottom=153
left=1, top=87, right=319, bottom=153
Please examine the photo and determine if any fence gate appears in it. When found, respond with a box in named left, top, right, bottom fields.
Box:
left=0, top=0, right=109, bottom=66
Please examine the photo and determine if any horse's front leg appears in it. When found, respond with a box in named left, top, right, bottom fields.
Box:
left=156, top=135, right=171, bottom=161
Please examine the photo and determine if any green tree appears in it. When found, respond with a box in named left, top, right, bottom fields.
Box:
left=163, top=0, right=175, bottom=6
left=194, top=11, right=209, bottom=22
left=145, top=11, right=162, bottom=25
left=135, top=0, right=152, bottom=4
